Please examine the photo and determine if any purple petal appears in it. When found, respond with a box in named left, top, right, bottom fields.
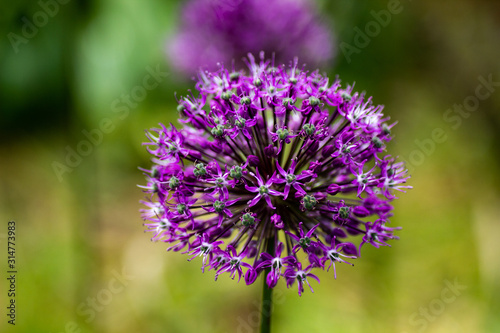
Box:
left=283, top=185, right=290, bottom=200
left=264, top=195, right=276, bottom=209
left=276, top=161, right=287, bottom=177
left=245, top=185, right=259, bottom=192
left=248, top=195, right=262, bottom=207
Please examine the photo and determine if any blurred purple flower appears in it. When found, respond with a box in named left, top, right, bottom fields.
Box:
left=167, top=0, right=335, bottom=76
left=139, top=54, right=411, bottom=295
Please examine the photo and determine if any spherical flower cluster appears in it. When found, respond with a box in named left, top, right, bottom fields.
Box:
left=139, top=53, right=410, bottom=295
left=167, top=0, right=334, bottom=76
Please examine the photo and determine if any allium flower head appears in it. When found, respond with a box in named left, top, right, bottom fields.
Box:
left=167, top=0, right=334, bottom=76
left=140, top=53, right=411, bottom=295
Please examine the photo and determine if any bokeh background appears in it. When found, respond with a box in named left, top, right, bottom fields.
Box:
left=1, top=0, right=500, bottom=332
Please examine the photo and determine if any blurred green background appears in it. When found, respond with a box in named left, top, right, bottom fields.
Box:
left=1, top=0, right=499, bottom=332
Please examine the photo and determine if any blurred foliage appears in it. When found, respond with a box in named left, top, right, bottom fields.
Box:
left=1, top=0, right=499, bottom=332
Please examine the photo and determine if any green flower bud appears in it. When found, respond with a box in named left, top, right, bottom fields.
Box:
left=339, top=206, right=350, bottom=219
left=382, top=123, right=391, bottom=135
left=282, top=97, right=294, bottom=107
left=194, top=163, right=207, bottom=177
left=308, top=96, right=320, bottom=106
left=169, top=176, right=180, bottom=189
left=211, top=125, right=225, bottom=137
left=286, top=174, right=296, bottom=183
left=177, top=204, right=186, bottom=215
left=303, top=123, right=316, bottom=136
left=372, top=137, right=384, bottom=149
left=151, top=168, right=160, bottom=178
left=230, top=165, right=243, bottom=179
left=241, top=213, right=255, bottom=226
left=168, top=144, right=179, bottom=153
left=277, top=128, right=289, bottom=140
left=215, top=177, right=225, bottom=187
left=229, top=72, right=240, bottom=81
left=259, top=185, right=269, bottom=195
left=213, top=200, right=226, bottom=213
left=341, top=92, right=351, bottom=101
left=299, top=237, right=311, bottom=248
left=221, top=91, right=233, bottom=100
left=235, top=118, right=246, bottom=128
left=240, top=97, right=251, bottom=105
left=303, top=195, right=317, bottom=210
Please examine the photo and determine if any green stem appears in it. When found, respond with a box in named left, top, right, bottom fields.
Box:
left=260, top=238, right=274, bottom=333
left=260, top=267, right=273, bottom=333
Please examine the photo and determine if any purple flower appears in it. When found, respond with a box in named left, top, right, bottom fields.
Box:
left=319, top=237, right=357, bottom=279
left=214, top=245, right=253, bottom=282
left=245, top=168, right=282, bottom=209
left=284, top=261, right=320, bottom=296
left=273, top=159, right=308, bottom=200
left=269, top=126, right=298, bottom=154
left=285, top=222, right=320, bottom=253
left=360, top=220, right=402, bottom=251
left=271, top=213, right=284, bottom=229
left=140, top=54, right=411, bottom=295
left=167, top=0, right=335, bottom=76
left=254, top=241, right=295, bottom=288
left=204, top=163, right=231, bottom=199
left=186, top=234, right=224, bottom=272
left=202, top=196, right=239, bottom=227
left=141, top=205, right=176, bottom=241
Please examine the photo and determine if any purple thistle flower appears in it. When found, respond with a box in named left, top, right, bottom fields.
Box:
left=167, top=0, right=335, bottom=76
left=140, top=54, right=411, bottom=295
